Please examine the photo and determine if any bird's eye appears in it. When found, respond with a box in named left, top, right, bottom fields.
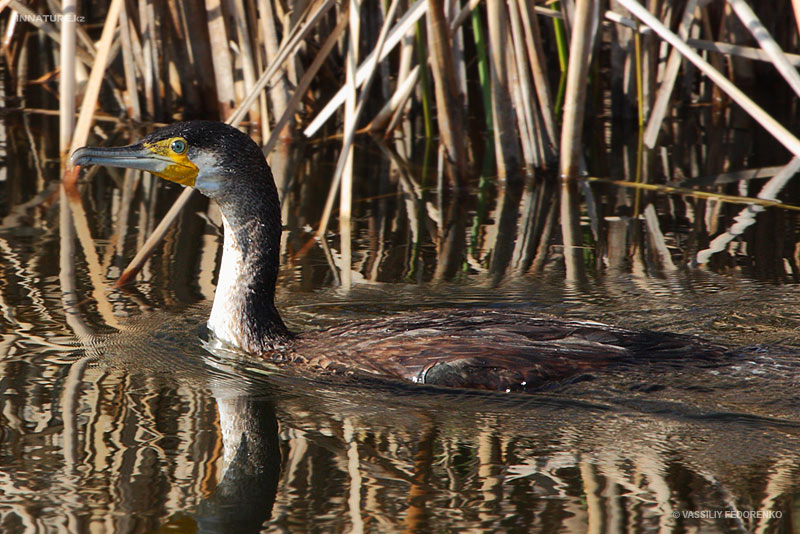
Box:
left=170, top=139, right=187, bottom=154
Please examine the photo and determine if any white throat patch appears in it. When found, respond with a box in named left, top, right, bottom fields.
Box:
left=191, top=150, right=226, bottom=195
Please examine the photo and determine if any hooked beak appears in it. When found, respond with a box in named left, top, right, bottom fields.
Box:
left=70, top=142, right=198, bottom=186
left=70, top=143, right=174, bottom=175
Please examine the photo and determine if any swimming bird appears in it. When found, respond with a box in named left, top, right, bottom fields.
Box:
left=71, top=121, right=726, bottom=392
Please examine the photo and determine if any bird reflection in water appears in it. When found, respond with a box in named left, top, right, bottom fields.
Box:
left=196, top=392, right=280, bottom=533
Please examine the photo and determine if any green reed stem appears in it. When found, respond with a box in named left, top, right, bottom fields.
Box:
left=472, top=8, right=493, bottom=141
left=552, top=1, right=568, bottom=120
left=554, top=72, right=567, bottom=120
left=415, top=21, right=434, bottom=140
left=467, top=7, right=494, bottom=263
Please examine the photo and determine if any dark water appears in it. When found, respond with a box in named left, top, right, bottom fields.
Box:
left=2, top=113, right=800, bottom=533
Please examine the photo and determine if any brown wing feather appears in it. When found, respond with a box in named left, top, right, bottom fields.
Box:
left=289, top=310, right=727, bottom=392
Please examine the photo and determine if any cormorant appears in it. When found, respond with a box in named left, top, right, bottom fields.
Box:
left=71, top=121, right=725, bottom=393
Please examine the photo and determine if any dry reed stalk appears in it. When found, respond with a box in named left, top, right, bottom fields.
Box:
left=604, top=9, right=652, bottom=33
left=447, top=0, right=467, bottom=108
left=263, top=12, right=349, bottom=154
left=643, top=0, right=698, bottom=148
left=227, top=0, right=336, bottom=129
left=179, top=1, right=218, bottom=115
left=118, top=1, right=140, bottom=120
left=697, top=4, right=729, bottom=177
left=560, top=0, right=575, bottom=39
left=117, top=0, right=337, bottom=286
left=384, top=76, right=420, bottom=135
left=340, top=0, right=361, bottom=290
left=367, top=65, right=420, bottom=132
left=304, top=0, right=427, bottom=137
left=123, top=8, right=145, bottom=74
left=532, top=105, right=550, bottom=165
left=519, top=1, right=558, bottom=156
left=257, top=0, right=291, bottom=135
left=727, top=0, right=800, bottom=98
left=250, top=1, right=271, bottom=142
left=607, top=1, right=632, bottom=122
left=315, top=0, right=400, bottom=244
left=793, top=0, right=800, bottom=38
left=280, top=1, right=304, bottom=87
left=632, top=19, right=644, bottom=126
left=396, top=22, right=416, bottom=90
left=206, top=0, right=236, bottom=118
left=7, top=0, right=94, bottom=65
left=164, top=3, right=199, bottom=115
left=22, top=107, right=121, bottom=122
left=164, top=37, right=182, bottom=118
left=382, top=27, right=419, bottom=135
left=141, top=0, right=163, bottom=118
left=67, top=0, right=123, bottom=158
left=486, top=0, right=522, bottom=182
left=507, top=0, right=539, bottom=168
left=68, top=8, right=95, bottom=52
left=559, top=0, right=597, bottom=281
left=686, top=38, right=800, bottom=66
left=427, top=0, right=467, bottom=187
left=508, top=46, right=537, bottom=168
left=451, top=0, right=482, bottom=37
left=304, top=0, right=482, bottom=140
left=618, top=0, right=800, bottom=159
left=229, top=0, right=261, bottom=129
left=2, top=10, right=18, bottom=70
left=59, top=0, right=76, bottom=159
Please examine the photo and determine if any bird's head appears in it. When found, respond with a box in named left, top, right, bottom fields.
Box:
left=70, top=121, right=265, bottom=198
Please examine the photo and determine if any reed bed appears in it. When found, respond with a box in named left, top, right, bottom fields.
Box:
left=3, top=0, right=800, bottom=283
left=4, top=4, right=800, bottom=528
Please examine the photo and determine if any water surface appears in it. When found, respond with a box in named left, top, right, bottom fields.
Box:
left=1, top=114, right=800, bottom=532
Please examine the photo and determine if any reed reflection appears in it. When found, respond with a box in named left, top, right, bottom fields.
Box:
left=4, top=105, right=800, bottom=532
left=2, top=299, right=800, bottom=532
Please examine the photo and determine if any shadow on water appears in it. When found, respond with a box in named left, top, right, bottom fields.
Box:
left=4, top=111, right=800, bottom=532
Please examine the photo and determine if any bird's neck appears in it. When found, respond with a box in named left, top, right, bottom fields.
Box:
left=207, top=184, right=290, bottom=353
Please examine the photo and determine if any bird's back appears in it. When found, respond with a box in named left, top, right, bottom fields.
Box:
left=289, top=309, right=729, bottom=392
